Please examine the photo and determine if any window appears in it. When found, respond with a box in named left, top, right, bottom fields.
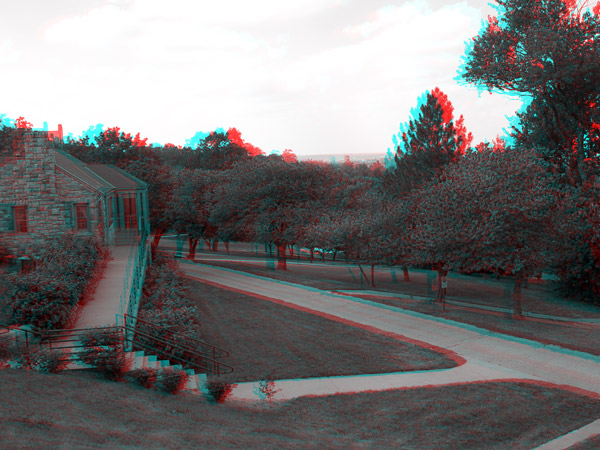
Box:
left=14, top=206, right=27, bottom=233
left=75, top=203, right=89, bottom=230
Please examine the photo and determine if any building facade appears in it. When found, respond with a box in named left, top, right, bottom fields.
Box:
left=0, top=129, right=149, bottom=258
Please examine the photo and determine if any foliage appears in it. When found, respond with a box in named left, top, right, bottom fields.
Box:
left=16, top=347, right=66, bottom=373
left=206, top=380, right=236, bottom=403
left=128, top=367, right=158, bottom=389
left=460, top=0, right=600, bottom=186
left=7, top=234, right=108, bottom=329
left=254, top=380, right=282, bottom=403
left=156, top=368, right=189, bottom=394
left=77, top=328, right=127, bottom=381
left=136, top=255, right=203, bottom=363
left=387, top=88, right=472, bottom=194
left=187, top=128, right=261, bottom=170
left=168, top=168, right=218, bottom=257
left=552, top=179, right=600, bottom=303
left=409, top=147, right=560, bottom=275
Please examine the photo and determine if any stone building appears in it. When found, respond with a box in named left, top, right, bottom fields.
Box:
left=0, top=129, right=149, bottom=258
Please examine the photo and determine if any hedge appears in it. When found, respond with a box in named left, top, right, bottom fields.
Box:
left=7, top=233, right=109, bottom=329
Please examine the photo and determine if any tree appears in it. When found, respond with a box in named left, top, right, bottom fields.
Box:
left=120, top=159, right=175, bottom=255
left=460, top=0, right=600, bottom=302
left=460, top=0, right=600, bottom=186
left=169, top=168, right=216, bottom=259
left=409, top=147, right=561, bottom=317
left=387, top=88, right=472, bottom=194
left=209, top=158, right=334, bottom=270
left=188, top=128, right=263, bottom=170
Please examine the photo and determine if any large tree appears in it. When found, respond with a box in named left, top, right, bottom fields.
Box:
left=409, top=147, right=561, bottom=316
left=460, top=0, right=600, bottom=302
left=209, top=158, right=334, bottom=270
left=387, top=88, right=472, bottom=195
left=460, top=0, right=600, bottom=186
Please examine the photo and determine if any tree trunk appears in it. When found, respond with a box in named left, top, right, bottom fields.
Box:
left=276, top=244, right=287, bottom=271
left=321, top=251, right=325, bottom=262
left=358, top=264, right=364, bottom=288
left=435, top=270, right=443, bottom=302
left=188, top=238, right=198, bottom=260
left=204, top=239, right=211, bottom=250
left=371, top=264, right=375, bottom=288
left=523, top=278, right=528, bottom=289
left=332, top=250, right=337, bottom=262
left=212, top=240, right=218, bottom=252
left=512, top=277, right=524, bottom=318
left=151, top=229, right=164, bottom=257
left=310, top=248, right=314, bottom=263
left=391, top=268, right=397, bottom=283
left=224, top=241, right=230, bottom=254
left=402, top=266, right=410, bottom=282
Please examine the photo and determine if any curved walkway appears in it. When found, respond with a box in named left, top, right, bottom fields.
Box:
left=180, top=262, right=600, bottom=447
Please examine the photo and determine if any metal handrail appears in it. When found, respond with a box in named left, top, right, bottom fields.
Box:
left=36, top=322, right=233, bottom=376
left=0, top=322, right=42, bottom=350
left=122, top=324, right=233, bottom=375
left=124, top=314, right=229, bottom=359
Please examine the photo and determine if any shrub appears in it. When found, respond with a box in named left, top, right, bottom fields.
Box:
left=206, top=380, right=236, bottom=403
left=157, top=368, right=189, bottom=394
left=7, top=233, right=109, bottom=329
left=128, top=367, right=158, bottom=389
left=12, top=347, right=66, bottom=373
left=78, top=328, right=127, bottom=381
left=254, top=380, right=282, bottom=403
left=134, top=255, right=204, bottom=369
left=30, top=348, right=67, bottom=373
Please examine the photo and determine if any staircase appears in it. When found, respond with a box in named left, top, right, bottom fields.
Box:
left=2, top=319, right=233, bottom=395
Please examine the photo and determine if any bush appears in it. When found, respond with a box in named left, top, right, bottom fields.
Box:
left=78, top=328, right=128, bottom=381
left=206, top=380, right=236, bottom=403
left=12, top=347, right=66, bottom=373
left=30, top=348, right=66, bottom=373
left=134, top=255, right=204, bottom=369
left=157, top=368, right=189, bottom=394
left=128, top=367, right=158, bottom=389
left=7, top=234, right=109, bottom=329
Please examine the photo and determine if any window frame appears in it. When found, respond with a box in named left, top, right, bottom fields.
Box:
left=14, top=205, right=27, bottom=233
left=75, top=203, right=89, bottom=231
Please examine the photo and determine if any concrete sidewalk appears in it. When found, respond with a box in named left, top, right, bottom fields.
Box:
left=230, top=360, right=536, bottom=401
left=73, top=245, right=133, bottom=329
left=181, top=262, right=600, bottom=448
left=334, top=290, right=600, bottom=325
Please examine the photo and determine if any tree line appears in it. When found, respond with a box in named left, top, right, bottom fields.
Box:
left=2, top=0, right=598, bottom=313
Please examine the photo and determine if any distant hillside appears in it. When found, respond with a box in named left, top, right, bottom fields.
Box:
left=296, top=152, right=387, bottom=164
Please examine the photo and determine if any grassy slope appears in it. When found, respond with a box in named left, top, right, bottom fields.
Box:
left=184, top=279, right=458, bottom=383
left=567, top=434, right=600, bottom=450
left=200, top=259, right=600, bottom=356
left=1, top=370, right=599, bottom=450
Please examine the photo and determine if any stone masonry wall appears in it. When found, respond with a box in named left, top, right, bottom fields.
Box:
left=0, top=132, right=104, bottom=258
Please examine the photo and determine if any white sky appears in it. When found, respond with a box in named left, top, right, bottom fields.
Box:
left=0, top=0, right=523, bottom=156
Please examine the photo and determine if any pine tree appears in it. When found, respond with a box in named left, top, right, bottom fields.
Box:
left=389, top=88, right=471, bottom=194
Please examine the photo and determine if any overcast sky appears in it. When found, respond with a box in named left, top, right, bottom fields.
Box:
left=0, top=0, right=523, bottom=156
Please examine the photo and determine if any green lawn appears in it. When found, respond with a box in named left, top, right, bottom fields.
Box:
left=198, top=259, right=600, bottom=356
left=568, top=434, right=600, bottom=450
left=1, top=370, right=598, bottom=449
left=182, top=279, right=459, bottom=383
